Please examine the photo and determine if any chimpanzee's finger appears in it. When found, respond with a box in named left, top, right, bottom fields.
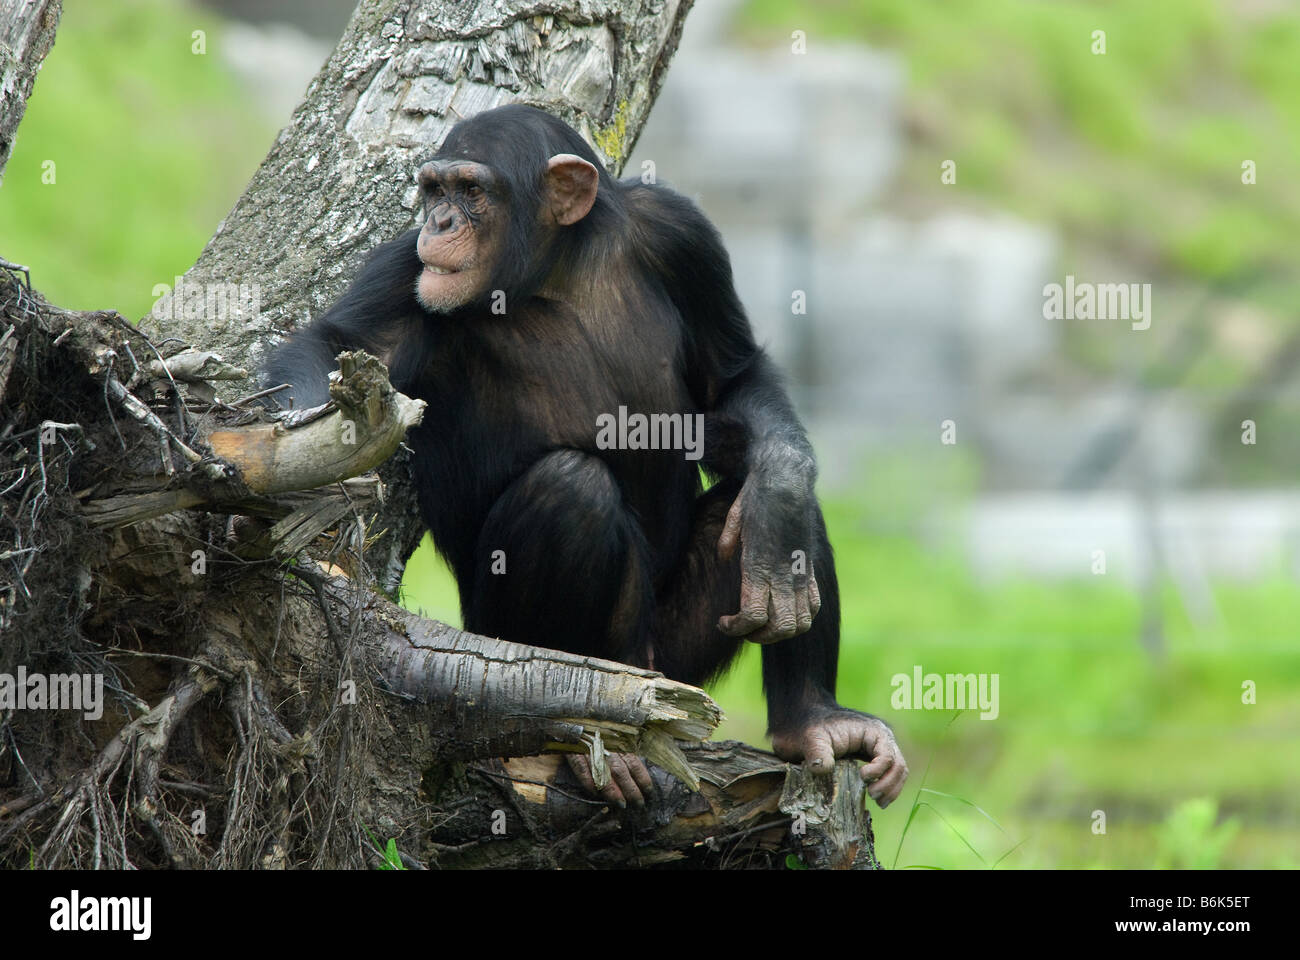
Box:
left=565, top=753, right=600, bottom=797
left=792, top=584, right=812, bottom=635
left=608, top=754, right=645, bottom=808
left=567, top=753, right=628, bottom=807
left=867, top=761, right=908, bottom=808
left=718, top=579, right=771, bottom=637
left=716, top=493, right=745, bottom=561
left=766, top=582, right=800, bottom=639
left=858, top=749, right=894, bottom=785
left=737, top=592, right=794, bottom=644
left=625, top=755, right=655, bottom=799
left=790, top=724, right=835, bottom=773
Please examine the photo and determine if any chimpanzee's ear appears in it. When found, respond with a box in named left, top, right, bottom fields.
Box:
left=544, top=154, right=599, bottom=226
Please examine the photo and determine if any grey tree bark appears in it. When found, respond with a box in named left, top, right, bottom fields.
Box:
left=0, top=0, right=880, bottom=870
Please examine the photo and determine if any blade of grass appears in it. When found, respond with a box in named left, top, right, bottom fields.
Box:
left=921, top=787, right=1010, bottom=835
left=891, top=711, right=963, bottom=869
left=992, top=837, right=1026, bottom=869
left=921, top=801, right=989, bottom=868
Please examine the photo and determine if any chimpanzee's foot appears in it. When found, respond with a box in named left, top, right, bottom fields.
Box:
left=564, top=751, right=655, bottom=809
left=771, top=707, right=909, bottom=808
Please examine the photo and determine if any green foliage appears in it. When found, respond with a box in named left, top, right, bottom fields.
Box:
left=719, top=3, right=1300, bottom=866
left=1155, top=798, right=1240, bottom=869
left=379, top=837, right=405, bottom=870
left=361, top=823, right=407, bottom=870
left=0, top=0, right=276, bottom=319
left=738, top=0, right=1300, bottom=302
left=891, top=715, right=1021, bottom=870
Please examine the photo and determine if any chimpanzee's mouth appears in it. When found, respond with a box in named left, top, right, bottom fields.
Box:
left=423, top=265, right=460, bottom=276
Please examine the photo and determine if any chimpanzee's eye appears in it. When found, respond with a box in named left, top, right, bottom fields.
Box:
left=466, top=184, right=483, bottom=200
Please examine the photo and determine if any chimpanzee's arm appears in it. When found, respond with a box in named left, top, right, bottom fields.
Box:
left=635, top=186, right=823, bottom=643
left=635, top=185, right=909, bottom=805
left=263, top=229, right=425, bottom=408
left=631, top=189, right=812, bottom=466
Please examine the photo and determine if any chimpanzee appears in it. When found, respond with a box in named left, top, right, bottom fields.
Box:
left=264, top=104, right=907, bottom=809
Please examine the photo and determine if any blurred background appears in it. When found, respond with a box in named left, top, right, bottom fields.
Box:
left=2, top=0, right=1296, bottom=868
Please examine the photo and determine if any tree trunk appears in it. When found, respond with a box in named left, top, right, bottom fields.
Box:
left=0, top=0, right=879, bottom=870
left=0, top=0, right=62, bottom=185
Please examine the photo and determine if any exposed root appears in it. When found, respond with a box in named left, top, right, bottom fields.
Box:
left=6, top=672, right=214, bottom=868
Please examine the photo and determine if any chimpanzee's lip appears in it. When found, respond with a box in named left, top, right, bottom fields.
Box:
left=422, top=264, right=460, bottom=275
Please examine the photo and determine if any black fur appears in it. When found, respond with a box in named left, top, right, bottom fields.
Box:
left=263, top=104, right=842, bottom=735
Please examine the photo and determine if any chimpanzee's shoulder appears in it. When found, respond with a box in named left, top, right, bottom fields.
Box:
left=616, top=178, right=729, bottom=263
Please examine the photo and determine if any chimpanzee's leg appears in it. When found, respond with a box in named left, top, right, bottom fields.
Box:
left=464, top=449, right=659, bottom=808
left=757, top=509, right=841, bottom=731
left=463, top=449, right=653, bottom=666
left=652, top=479, right=839, bottom=728
left=649, top=479, right=744, bottom=684
left=654, top=483, right=907, bottom=807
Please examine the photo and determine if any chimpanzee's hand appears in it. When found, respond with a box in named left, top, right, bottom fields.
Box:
left=771, top=708, right=909, bottom=809
left=717, top=454, right=821, bottom=644
left=565, top=752, right=655, bottom=810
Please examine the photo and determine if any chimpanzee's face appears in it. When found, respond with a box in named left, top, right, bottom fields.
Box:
left=414, top=159, right=508, bottom=313
left=413, top=144, right=599, bottom=314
